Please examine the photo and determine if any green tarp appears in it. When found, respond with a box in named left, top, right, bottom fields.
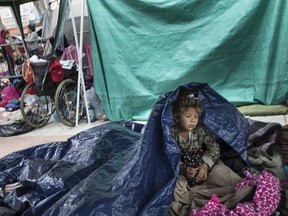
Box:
left=87, top=0, right=288, bottom=121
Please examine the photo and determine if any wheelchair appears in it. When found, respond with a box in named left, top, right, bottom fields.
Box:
left=20, top=56, right=84, bottom=128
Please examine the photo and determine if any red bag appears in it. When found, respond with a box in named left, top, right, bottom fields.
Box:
left=50, top=58, right=64, bottom=82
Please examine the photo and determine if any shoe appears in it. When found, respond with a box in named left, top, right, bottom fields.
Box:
left=247, top=151, right=263, bottom=166
left=256, top=149, right=277, bottom=168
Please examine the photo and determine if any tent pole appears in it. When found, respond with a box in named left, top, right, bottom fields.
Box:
left=68, top=0, right=91, bottom=126
left=79, top=0, right=91, bottom=125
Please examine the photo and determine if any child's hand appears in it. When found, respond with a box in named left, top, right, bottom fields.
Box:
left=196, top=163, right=209, bottom=181
left=186, top=166, right=197, bottom=178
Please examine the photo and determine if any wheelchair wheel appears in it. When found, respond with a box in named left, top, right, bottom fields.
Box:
left=55, top=79, right=83, bottom=127
left=20, top=83, right=54, bottom=128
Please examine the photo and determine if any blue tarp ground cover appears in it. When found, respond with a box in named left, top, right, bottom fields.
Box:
left=0, top=82, right=248, bottom=215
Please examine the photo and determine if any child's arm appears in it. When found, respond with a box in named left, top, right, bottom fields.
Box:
left=186, top=166, right=198, bottom=178
left=179, top=162, right=197, bottom=178
left=201, top=127, right=220, bottom=169
left=196, top=163, right=209, bottom=181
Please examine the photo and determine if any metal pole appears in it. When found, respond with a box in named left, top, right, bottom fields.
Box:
left=68, top=0, right=90, bottom=126
left=79, top=0, right=91, bottom=125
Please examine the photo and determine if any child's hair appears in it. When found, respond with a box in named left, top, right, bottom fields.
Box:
left=27, top=24, right=36, bottom=32
left=172, top=91, right=202, bottom=125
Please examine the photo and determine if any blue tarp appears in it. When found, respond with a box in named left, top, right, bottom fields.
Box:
left=0, top=82, right=248, bottom=215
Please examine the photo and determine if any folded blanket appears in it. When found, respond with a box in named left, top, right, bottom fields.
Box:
left=247, top=118, right=282, bottom=153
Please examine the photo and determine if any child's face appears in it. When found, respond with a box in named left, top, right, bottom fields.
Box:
left=178, top=107, right=199, bottom=131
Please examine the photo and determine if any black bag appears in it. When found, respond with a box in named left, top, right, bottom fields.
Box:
left=31, top=61, right=57, bottom=96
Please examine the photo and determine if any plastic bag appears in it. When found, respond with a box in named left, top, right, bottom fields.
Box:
left=86, top=87, right=105, bottom=119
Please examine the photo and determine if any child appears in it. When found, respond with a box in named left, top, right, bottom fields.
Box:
left=171, top=92, right=220, bottom=187
left=25, top=24, right=39, bottom=57
left=168, top=91, right=253, bottom=216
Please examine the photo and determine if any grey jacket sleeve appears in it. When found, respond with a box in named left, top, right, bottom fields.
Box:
left=25, top=32, right=39, bottom=51
left=200, top=126, right=220, bottom=169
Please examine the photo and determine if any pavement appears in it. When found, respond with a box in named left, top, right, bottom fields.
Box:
left=0, top=117, right=109, bottom=158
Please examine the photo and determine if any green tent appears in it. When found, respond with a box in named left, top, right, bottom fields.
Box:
left=86, top=0, right=288, bottom=121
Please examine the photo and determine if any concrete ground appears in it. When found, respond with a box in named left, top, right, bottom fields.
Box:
left=0, top=117, right=109, bottom=158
